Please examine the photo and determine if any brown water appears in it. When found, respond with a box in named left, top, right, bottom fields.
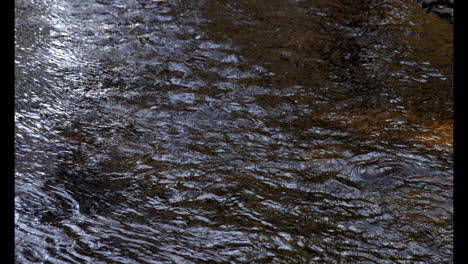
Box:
left=15, top=0, right=453, bottom=263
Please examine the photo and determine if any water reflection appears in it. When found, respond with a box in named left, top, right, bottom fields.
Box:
left=16, top=0, right=452, bottom=263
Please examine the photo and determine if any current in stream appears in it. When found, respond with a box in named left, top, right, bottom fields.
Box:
left=15, top=0, right=453, bottom=263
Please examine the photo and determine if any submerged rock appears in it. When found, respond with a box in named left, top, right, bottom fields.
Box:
left=414, top=0, right=454, bottom=23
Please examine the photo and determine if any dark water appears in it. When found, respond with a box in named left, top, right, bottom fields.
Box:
left=15, top=0, right=453, bottom=263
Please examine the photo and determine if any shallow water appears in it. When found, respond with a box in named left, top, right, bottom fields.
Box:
left=15, top=0, right=453, bottom=263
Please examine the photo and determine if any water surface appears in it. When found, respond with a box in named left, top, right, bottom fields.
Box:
left=15, top=0, right=453, bottom=263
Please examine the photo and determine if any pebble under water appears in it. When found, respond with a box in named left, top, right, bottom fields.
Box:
left=15, top=0, right=453, bottom=263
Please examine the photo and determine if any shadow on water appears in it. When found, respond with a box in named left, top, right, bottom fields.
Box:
left=15, top=0, right=452, bottom=263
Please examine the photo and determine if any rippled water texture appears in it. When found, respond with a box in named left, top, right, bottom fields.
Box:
left=15, top=0, right=453, bottom=263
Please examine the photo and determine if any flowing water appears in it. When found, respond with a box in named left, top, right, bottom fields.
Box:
left=15, top=0, right=453, bottom=263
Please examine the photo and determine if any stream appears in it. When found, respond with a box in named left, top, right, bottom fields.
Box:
left=15, top=0, right=453, bottom=263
